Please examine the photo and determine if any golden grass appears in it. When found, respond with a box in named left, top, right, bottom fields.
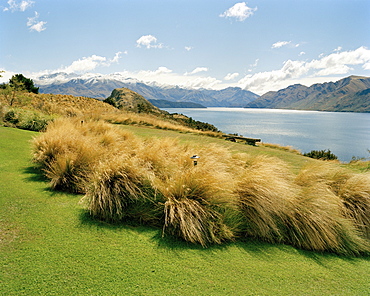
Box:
left=1, top=91, right=222, bottom=136
left=32, top=117, right=370, bottom=254
left=235, top=155, right=297, bottom=242
left=83, top=156, right=160, bottom=223
left=260, top=142, right=302, bottom=155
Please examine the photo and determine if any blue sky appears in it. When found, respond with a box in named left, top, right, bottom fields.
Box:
left=1, top=0, right=370, bottom=94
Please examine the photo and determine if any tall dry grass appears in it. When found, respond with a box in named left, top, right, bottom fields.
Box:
left=235, top=155, right=297, bottom=243
left=103, top=112, right=221, bottom=137
left=32, top=117, right=370, bottom=254
left=296, top=162, right=370, bottom=242
left=83, top=156, right=161, bottom=224
left=139, top=140, right=239, bottom=246
left=32, top=117, right=139, bottom=193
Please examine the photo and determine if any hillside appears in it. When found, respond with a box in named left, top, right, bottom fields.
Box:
left=36, top=73, right=259, bottom=107
left=105, top=87, right=162, bottom=113
left=245, top=76, right=370, bottom=112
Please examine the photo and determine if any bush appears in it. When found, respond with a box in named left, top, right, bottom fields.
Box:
left=303, top=149, right=338, bottom=160
left=2, top=108, right=54, bottom=131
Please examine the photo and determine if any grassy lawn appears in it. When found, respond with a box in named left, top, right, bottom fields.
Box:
left=1, top=126, right=370, bottom=295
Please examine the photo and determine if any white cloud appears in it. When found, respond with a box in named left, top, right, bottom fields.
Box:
left=224, top=73, right=239, bottom=80
left=0, top=69, right=16, bottom=83
left=220, top=2, right=257, bottom=21
left=27, top=11, right=46, bottom=32
left=54, top=52, right=123, bottom=74
left=185, top=46, right=193, bottom=51
left=314, top=65, right=352, bottom=76
left=307, top=46, right=370, bottom=74
left=3, top=0, right=34, bottom=12
left=136, top=35, right=163, bottom=49
left=363, top=62, right=370, bottom=70
left=183, top=77, right=222, bottom=89
left=61, top=55, right=107, bottom=74
left=299, top=52, right=306, bottom=56
left=18, top=46, right=370, bottom=95
left=250, top=59, right=259, bottom=68
left=114, top=67, right=220, bottom=89
left=138, top=67, right=173, bottom=76
left=272, top=41, right=291, bottom=49
left=334, top=46, right=342, bottom=52
left=272, top=41, right=301, bottom=49
left=185, top=67, right=208, bottom=75
left=237, top=46, right=370, bottom=94
left=111, top=51, right=122, bottom=63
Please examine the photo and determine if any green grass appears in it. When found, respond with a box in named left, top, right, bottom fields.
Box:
left=1, top=126, right=370, bottom=295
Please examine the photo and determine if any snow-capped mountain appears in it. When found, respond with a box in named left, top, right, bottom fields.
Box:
left=36, top=73, right=259, bottom=107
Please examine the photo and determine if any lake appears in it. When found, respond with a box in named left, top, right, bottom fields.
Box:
left=163, top=108, right=370, bottom=162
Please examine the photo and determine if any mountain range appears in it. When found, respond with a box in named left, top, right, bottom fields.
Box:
left=37, top=73, right=259, bottom=108
left=245, top=75, right=370, bottom=112
left=36, top=73, right=370, bottom=112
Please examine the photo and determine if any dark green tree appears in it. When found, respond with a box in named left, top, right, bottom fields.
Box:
left=9, top=74, right=39, bottom=94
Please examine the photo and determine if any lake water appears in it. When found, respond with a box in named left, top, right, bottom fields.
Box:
left=163, top=108, right=370, bottom=162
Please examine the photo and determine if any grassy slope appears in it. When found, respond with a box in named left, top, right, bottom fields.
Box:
left=1, top=126, right=370, bottom=296
left=122, top=125, right=312, bottom=173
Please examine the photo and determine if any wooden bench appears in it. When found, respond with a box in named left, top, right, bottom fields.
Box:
left=222, top=134, right=261, bottom=146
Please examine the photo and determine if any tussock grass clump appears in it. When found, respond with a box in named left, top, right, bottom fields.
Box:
left=233, top=156, right=370, bottom=254
left=146, top=142, right=238, bottom=246
left=161, top=168, right=237, bottom=246
left=296, top=163, right=370, bottom=239
left=235, top=155, right=297, bottom=243
left=287, top=186, right=369, bottom=255
left=32, top=118, right=138, bottom=193
left=339, top=174, right=370, bottom=239
left=83, top=156, right=162, bottom=223
left=138, top=138, right=192, bottom=180
left=293, top=162, right=370, bottom=254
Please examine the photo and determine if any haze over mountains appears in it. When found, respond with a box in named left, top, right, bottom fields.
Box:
left=36, top=73, right=370, bottom=112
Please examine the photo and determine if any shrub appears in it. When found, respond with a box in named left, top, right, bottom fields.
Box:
left=303, top=149, right=338, bottom=160
left=3, top=108, right=54, bottom=131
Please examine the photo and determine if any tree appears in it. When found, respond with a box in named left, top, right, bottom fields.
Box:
left=0, top=74, right=38, bottom=106
left=9, top=74, right=39, bottom=94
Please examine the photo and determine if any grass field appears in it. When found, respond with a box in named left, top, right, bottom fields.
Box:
left=1, top=126, right=370, bottom=295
